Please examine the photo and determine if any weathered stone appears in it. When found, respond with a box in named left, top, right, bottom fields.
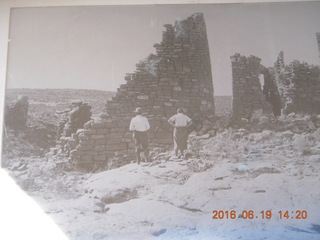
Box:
left=137, top=95, right=149, bottom=100
left=93, top=155, right=107, bottom=161
left=274, top=51, right=320, bottom=114
left=77, top=144, right=93, bottom=151
left=173, top=86, right=182, bottom=91
left=123, top=132, right=133, bottom=138
left=94, top=145, right=106, bottom=151
left=83, top=120, right=93, bottom=129
left=96, top=129, right=111, bottom=135
left=106, top=138, right=123, bottom=144
left=153, top=138, right=173, bottom=144
left=117, top=120, right=131, bottom=128
left=231, top=53, right=277, bottom=120
left=114, top=150, right=127, bottom=157
left=68, top=13, right=215, bottom=171
left=164, top=102, right=173, bottom=107
left=83, top=129, right=96, bottom=135
left=104, top=151, right=117, bottom=158
left=91, top=122, right=106, bottom=129
left=78, top=134, right=90, bottom=140
left=105, top=143, right=126, bottom=151
left=80, top=155, right=93, bottom=161
left=79, top=139, right=94, bottom=145
left=90, top=135, right=105, bottom=140
left=82, top=151, right=99, bottom=156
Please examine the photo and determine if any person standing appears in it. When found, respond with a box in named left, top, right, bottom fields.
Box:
left=168, top=108, right=192, bottom=158
left=129, top=107, right=150, bottom=164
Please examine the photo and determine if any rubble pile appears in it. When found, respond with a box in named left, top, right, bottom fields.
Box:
left=56, top=101, right=92, bottom=139
left=51, top=102, right=92, bottom=159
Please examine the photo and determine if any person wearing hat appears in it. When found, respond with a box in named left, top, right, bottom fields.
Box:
left=168, top=108, right=192, bottom=158
left=129, top=107, right=150, bottom=164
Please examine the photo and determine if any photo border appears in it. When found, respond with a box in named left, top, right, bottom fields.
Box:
left=0, top=1, right=317, bottom=239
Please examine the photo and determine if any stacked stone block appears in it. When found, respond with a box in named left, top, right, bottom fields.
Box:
left=260, top=66, right=282, bottom=116
left=56, top=101, right=92, bottom=140
left=231, top=54, right=273, bottom=120
left=274, top=52, right=320, bottom=114
left=69, top=13, right=215, bottom=170
left=54, top=102, right=92, bottom=158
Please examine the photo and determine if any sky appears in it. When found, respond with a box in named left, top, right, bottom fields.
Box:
left=6, top=1, right=320, bottom=96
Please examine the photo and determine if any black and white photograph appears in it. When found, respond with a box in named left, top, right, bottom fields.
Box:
left=1, top=0, right=320, bottom=239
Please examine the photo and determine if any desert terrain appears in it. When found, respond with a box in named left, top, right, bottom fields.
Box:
left=1, top=89, right=320, bottom=240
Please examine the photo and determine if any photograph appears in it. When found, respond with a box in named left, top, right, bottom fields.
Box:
left=1, top=0, right=320, bottom=239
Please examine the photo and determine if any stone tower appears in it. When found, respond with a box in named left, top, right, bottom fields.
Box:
left=230, top=54, right=273, bottom=120
left=67, top=13, right=215, bottom=170
left=106, top=13, right=214, bottom=117
left=273, top=51, right=320, bottom=114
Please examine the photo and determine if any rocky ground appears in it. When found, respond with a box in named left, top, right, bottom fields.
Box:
left=3, top=113, right=320, bottom=240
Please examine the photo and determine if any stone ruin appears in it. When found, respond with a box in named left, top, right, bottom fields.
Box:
left=4, top=96, right=29, bottom=130
left=56, top=101, right=92, bottom=140
left=274, top=52, right=320, bottom=114
left=3, top=17, right=318, bottom=172
left=53, top=102, right=92, bottom=157
left=231, top=54, right=281, bottom=120
left=3, top=95, right=56, bottom=165
left=50, top=18, right=320, bottom=171
left=231, top=33, right=320, bottom=120
left=56, top=13, right=215, bottom=170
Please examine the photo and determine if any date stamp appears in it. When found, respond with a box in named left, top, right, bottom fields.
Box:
left=212, top=210, right=308, bottom=220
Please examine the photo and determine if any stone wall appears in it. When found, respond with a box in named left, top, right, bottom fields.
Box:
left=231, top=47, right=320, bottom=120
left=53, top=102, right=92, bottom=158
left=56, top=101, right=92, bottom=140
left=68, top=13, right=215, bottom=170
left=230, top=54, right=275, bottom=120
left=274, top=52, right=320, bottom=114
left=5, top=96, right=29, bottom=130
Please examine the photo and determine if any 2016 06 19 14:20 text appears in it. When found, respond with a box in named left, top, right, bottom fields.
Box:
left=212, top=210, right=308, bottom=220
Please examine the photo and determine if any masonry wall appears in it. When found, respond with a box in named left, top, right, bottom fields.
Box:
left=274, top=52, right=320, bottom=114
left=67, top=13, right=215, bottom=170
left=232, top=49, right=320, bottom=118
left=56, top=101, right=92, bottom=140
left=231, top=54, right=274, bottom=120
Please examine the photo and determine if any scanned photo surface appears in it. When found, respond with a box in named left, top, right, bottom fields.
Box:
left=2, top=2, right=320, bottom=239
